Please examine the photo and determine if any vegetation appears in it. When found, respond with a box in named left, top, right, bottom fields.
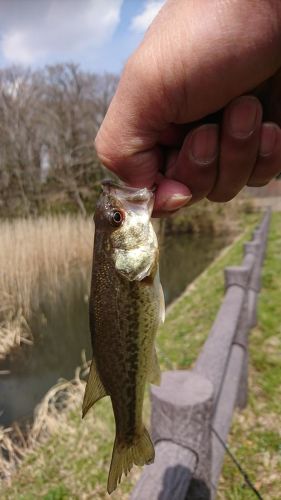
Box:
left=0, top=197, right=247, bottom=360
left=2, top=210, right=279, bottom=499
left=0, top=215, right=93, bottom=358
left=0, top=64, right=118, bottom=217
left=0, top=62, right=257, bottom=222
left=165, top=197, right=245, bottom=236
left=0, top=54, right=278, bottom=500
left=219, top=212, right=281, bottom=499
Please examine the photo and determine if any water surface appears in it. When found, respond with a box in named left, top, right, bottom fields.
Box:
left=0, top=232, right=228, bottom=426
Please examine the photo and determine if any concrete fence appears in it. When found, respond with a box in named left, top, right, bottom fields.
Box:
left=131, top=209, right=271, bottom=500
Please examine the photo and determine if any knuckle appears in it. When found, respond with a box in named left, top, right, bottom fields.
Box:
left=207, top=190, right=236, bottom=203
left=94, top=132, right=119, bottom=172
left=247, top=179, right=270, bottom=188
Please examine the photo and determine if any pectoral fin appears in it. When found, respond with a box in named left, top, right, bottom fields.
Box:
left=148, top=347, right=161, bottom=386
left=82, top=359, right=107, bottom=418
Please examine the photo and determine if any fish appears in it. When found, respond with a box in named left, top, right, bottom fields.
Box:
left=82, top=180, right=165, bottom=494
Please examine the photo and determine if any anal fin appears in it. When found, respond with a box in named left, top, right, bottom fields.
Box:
left=82, top=358, right=107, bottom=418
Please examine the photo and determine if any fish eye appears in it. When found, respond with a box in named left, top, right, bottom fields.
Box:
left=111, top=209, right=124, bottom=227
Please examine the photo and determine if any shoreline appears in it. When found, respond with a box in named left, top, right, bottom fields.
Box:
left=0, top=197, right=250, bottom=361
left=0, top=214, right=257, bottom=491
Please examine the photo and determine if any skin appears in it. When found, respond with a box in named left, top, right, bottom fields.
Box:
left=95, top=0, right=281, bottom=216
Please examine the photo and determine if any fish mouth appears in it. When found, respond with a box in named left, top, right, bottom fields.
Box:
left=101, top=180, right=154, bottom=204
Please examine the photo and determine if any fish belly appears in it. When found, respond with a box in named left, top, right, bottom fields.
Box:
left=95, top=273, right=159, bottom=441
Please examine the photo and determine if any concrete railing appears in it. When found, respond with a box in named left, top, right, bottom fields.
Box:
left=131, top=209, right=271, bottom=500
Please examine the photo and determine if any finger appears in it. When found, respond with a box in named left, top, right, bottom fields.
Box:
left=166, top=124, right=219, bottom=204
left=247, top=123, right=281, bottom=186
left=208, top=96, right=262, bottom=202
left=158, top=124, right=191, bottom=147
left=153, top=178, right=192, bottom=216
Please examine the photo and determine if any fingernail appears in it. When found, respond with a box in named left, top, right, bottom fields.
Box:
left=162, top=194, right=192, bottom=211
left=259, top=124, right=277, bottom=157
left=229, top=96, right=259, bottom=138
left=190, top=125, right=218, bottom=165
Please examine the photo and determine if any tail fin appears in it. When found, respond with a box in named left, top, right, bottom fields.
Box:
left=107, top=427, right=155, bottom=494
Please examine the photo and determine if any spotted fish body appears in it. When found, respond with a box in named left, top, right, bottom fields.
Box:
left=82, top=180, right=164, bottom=494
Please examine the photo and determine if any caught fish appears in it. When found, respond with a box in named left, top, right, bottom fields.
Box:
left=82, top=180, right=165, bottom=494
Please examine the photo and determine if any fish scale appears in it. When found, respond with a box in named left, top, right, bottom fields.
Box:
left=82, top=180, right=165, bottom=494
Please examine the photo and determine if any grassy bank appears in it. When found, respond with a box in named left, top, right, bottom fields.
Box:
left=0, top=216, right=93, bottom=358
left=218, top=213, right=281, bottom=499
left=165, top=197, right=253, bottom=235
left=3, top=211, right=277, bottom=499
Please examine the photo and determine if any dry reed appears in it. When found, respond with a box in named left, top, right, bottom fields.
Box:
left=0, top=215, right=94, bottom=358
left=0, top=360, right=88, bottom=482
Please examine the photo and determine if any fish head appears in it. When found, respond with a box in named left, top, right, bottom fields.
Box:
left=94, top=180, right=157, bottom=280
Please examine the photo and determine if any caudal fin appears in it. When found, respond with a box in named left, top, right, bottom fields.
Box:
left=107, top=427, right=155, bottom=494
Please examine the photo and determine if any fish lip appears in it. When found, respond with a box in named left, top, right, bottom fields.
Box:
left=101, top=179, right=154, bottom=204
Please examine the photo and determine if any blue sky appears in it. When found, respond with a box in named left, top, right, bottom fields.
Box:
left=0, top=0, right=165, bottom=74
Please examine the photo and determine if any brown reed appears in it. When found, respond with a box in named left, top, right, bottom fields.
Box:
left=0, top=215, right=94, bottom=358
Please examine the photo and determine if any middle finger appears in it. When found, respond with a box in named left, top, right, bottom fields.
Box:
left=208, top=96, right=262, bottom=202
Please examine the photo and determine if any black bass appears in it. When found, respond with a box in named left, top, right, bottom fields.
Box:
left=82, top=180, right=164, bottom=494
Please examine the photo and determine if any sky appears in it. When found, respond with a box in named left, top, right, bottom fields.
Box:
left=0, top=0, right=166, bottom=74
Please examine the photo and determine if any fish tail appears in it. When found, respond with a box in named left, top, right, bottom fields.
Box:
left=107, top=427, right=155, bottom=494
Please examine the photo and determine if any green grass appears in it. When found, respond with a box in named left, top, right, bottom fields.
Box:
left=156, top=213, right=259, bottom=370
left=3, top=211, right=280, bottom=500
left=218, top=212, right=281, bottom=500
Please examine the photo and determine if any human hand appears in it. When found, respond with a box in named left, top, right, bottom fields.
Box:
left=95, top=0, right=281, bottom=215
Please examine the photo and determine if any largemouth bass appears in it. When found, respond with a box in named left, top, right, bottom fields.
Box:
left=82, top=180, right=164, bottom=494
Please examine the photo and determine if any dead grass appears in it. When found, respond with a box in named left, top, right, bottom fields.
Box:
left=0, top=215, right=93, bottom=358
left=0, top=358, right=88, bottom=483
left=0, top=360, right=146, bottom=498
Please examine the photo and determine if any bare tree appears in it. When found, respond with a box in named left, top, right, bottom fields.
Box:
left=0, top=63, right=119, bottom=216
left=41, top=64, right=119, bottom=215
left=0, top=67, right=46, bottom=215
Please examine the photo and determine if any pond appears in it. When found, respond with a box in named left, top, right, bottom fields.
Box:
left=0, top=231, right=229, bottom=427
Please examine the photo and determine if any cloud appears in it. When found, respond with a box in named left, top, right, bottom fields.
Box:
left=2, top=31, right=39, bottom=65
left=130, top=0, right=165, bottom=34
left=1, top=0, right=123, bottom=65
